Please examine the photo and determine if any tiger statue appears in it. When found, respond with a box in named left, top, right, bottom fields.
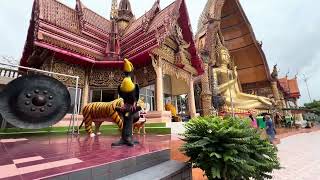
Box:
left=79, top=98, right=145, bottom=137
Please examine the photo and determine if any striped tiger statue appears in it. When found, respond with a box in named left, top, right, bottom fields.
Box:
left=79, top=98, right=144, bottom=137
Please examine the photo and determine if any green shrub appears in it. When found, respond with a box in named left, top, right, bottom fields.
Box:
left=180, top=116, right=280, bottom=180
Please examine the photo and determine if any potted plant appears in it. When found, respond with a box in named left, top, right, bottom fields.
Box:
left=180, top=116, right=280, bottom=180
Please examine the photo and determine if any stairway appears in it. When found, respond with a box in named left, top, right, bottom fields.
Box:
left=117, top=160, right=191, bottom=180
left=50, top=149, right=192, bottom=180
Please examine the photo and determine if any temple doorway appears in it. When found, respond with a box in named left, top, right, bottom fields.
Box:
left=162, top=74, right=191, bottom=120
left=140, top=85, right=156, bottom=112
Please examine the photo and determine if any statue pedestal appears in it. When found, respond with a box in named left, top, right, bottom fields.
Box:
left=296, top=113, right=304, bottom=121
left=145, top=111, right=172, bottom=125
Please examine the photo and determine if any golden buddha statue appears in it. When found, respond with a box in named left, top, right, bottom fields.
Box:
left=165, top=100, right=181, bottom=122
left=212, top=39, right=272, bottom=110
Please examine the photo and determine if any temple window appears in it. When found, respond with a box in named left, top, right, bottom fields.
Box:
left=90, top=89, right=117, bottom=103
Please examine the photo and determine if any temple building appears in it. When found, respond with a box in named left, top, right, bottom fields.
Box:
left=19, top=0, right=204, bottom=122
left=18, top=0, right=302, bottom=120
left=278, top=76, right=301, bottom=109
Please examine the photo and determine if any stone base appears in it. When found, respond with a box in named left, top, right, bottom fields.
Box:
left=145, top=111, right=172, bottom=125
left=55, top=111, right=172, bottom=128
left=295, top=113, right=304, bottom=121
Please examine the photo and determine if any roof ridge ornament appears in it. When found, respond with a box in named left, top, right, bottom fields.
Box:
left=110, top=0, right=118, bottom=20
left=271, top=64, right=279, bottom=80
left=141, top=0, right=161, bottom=32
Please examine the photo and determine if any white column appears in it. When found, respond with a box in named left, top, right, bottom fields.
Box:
left=155, top=64, right=164, bottom=111
left=188, top=76, right=196, bottom=118
left=151, top=54, right=164, bottom=112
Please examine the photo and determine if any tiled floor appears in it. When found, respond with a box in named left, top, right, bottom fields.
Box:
left=170, top=127, right=320, bottom=180
left=0, top=134, right=170, bottom=180
left=272, top=130, right=320, bottom=180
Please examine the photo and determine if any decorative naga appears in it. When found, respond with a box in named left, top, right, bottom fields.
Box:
left=212, top=36, right=273, bottom=109
left=271, top=64, right=279, bottom=80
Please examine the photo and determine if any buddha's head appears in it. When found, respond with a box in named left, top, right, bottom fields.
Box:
left=218, top=45, right=231, bottom=68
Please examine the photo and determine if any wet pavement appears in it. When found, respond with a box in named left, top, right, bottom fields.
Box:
left=0, top=134, right=170, bottom=180
left=272, top=130, right=320, bottom=180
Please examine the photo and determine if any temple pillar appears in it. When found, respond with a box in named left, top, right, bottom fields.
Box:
left=282, top=99, right=287, bottom=108
left=81, top=69, right=90, bottom=108
left=271, top=81, right=281, bottom=108
left=188, top=75, right=197, bottom=118
left=151, top=55, right=164, bottom=111
left=201, top=63, right=212, bottom=116
left=155, top=69, right=164, bottom=111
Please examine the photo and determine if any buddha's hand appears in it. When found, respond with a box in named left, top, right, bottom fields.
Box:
left=233, top=66, right=238, bottom=77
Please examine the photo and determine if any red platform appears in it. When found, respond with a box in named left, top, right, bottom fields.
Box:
left=0, top=134, right=171, bottom=180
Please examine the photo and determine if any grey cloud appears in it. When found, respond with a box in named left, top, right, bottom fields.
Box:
left=240, top=0, right=320, bottom=104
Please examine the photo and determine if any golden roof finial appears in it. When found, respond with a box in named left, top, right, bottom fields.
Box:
left=110, top=0, right=118, bottom=20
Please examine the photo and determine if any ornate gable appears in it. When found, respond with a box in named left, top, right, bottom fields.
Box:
left=121, top=0, right=203, bottom=75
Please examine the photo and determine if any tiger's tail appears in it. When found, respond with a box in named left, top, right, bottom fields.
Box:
left=79, top=119, right=85, bottom=130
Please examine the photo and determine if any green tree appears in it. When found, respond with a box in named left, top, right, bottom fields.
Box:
left=304, top=100, right=320, bottom=114
left=180, top=116, right=280, bottom=180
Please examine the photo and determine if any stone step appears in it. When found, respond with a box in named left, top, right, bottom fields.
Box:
left=116, top=160, right=192, bottom=180
left=50, top=149, right=172, bottom=180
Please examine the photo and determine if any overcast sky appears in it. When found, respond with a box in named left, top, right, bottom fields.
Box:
left=0, top=0, right=319, bottom=105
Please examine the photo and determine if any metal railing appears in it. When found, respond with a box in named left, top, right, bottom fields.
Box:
left=0, top=67, right=21, bottom=79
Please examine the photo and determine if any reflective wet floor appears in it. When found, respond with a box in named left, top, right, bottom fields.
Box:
left=0, top=134, right=170, bottom=180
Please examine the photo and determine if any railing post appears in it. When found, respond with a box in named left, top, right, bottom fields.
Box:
left=0, top=68, right=20, bottom=78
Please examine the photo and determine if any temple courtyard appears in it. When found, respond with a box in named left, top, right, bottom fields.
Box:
left=169, top=123, right=320, bottom=180
left=272, top=130, right=320, bottom=179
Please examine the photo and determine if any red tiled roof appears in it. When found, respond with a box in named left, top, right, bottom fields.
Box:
left=20, top=0, right=203, bottom=73
left=278, top=77, right=289, bottom=93
left=288, top=78, right=300, bottom=97
left=121, top=0, right=204, bottom=74
left=278, top=77, right=300, bottom=98
left=20, top=0, right=118, bottom=67
left=82, top=8, right=112, bottom=33
left=147, top=3, right=176, bottom=32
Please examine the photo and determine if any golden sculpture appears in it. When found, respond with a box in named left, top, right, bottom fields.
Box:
left=213, top=36, right=273, bottom=109
left=165, top=101, right=181, bottom=122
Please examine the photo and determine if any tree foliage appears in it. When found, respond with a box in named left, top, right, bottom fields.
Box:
left=180, top=116, right=280, bottom=180
left=304, top=100, right=320, bottom=115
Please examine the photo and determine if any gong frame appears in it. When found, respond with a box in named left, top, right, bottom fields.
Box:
left=0, top=62, right=80, bottom=135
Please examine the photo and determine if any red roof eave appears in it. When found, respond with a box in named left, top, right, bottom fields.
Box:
left=34, top=41, right=124, bottom=68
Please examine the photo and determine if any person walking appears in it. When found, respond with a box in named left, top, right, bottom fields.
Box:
left=265, top=115, right=276, bottom=144
left=249, top=114, right=258, bottom=128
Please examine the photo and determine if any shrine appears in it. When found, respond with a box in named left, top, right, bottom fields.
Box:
left=194, top=0, right=302, bottom=116
left=19, top=0, right=203, bottom=123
